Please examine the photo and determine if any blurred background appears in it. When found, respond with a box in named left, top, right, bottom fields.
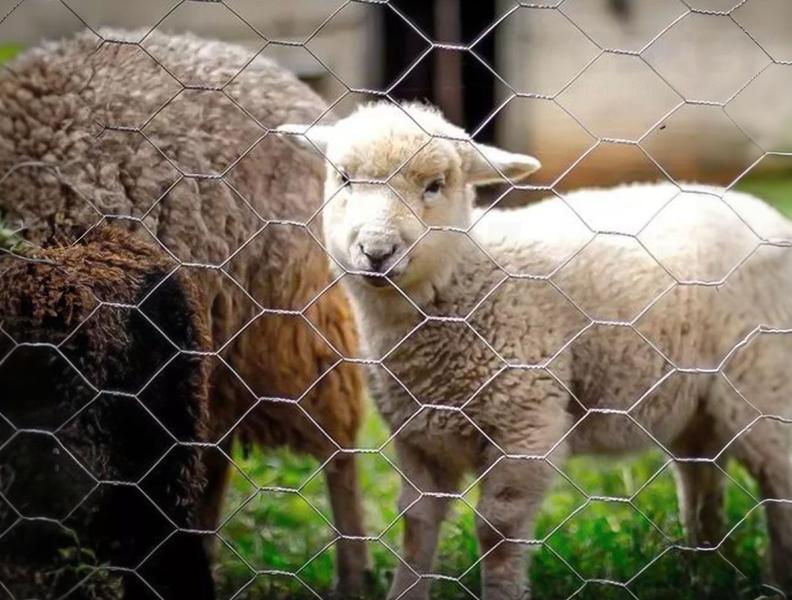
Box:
left=3, top=0, right=792, bottom=194
left=2, top=1, right=791, bottom=598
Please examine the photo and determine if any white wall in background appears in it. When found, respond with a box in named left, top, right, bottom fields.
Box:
left=4, top=0, right=791, bottom=183
left=496, top=0, right=792, bottom=185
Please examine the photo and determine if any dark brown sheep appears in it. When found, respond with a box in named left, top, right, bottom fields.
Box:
left=0, top=226, right=213, bottom=599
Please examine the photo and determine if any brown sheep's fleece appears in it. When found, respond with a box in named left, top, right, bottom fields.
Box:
left=0, top=225, right=214, bottom=599
left=0, top=28, right=363, bottom=452
left=0, top=28, right=367, bottom=594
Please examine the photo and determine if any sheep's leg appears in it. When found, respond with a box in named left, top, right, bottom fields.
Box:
left=475, top=453, right=557, bottom=600
left=388, top=442, right=461, bottom=600
left=325, top=452, right=371, bottom=595
left=671, top=432, right=727, bottom=548
left=671, top=460, right=725, bottom=547
left=731, top=421, right=792, bottom=592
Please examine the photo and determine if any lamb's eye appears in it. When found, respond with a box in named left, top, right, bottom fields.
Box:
left=423, top=178, right=445, bottom=198
left=339, top=170, right=351, bottom=186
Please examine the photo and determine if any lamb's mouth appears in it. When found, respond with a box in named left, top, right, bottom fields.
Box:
left=360, top=264, right=407, bottom=288
left=362, top=274, right=391, bottom=287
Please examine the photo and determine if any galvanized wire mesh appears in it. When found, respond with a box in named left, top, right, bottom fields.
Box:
left=1, top=1, right=792, bottom=599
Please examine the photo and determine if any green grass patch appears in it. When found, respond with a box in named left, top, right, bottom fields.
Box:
left=214, top=408, right=776, bottom=599
left=0, top=44, right=22, bottom=64
left=736, top=171, right=792, bottom=217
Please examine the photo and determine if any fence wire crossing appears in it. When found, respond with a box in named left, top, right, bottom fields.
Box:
left=1, top=0, right=792, bottom=599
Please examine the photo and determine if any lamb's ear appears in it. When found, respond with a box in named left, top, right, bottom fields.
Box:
left=467, top=143, right=541, bottom=186
left=274, top=124, right=332, bottom=155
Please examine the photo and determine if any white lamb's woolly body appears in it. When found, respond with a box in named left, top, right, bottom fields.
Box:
left=286, top=102, right=792, bottom=599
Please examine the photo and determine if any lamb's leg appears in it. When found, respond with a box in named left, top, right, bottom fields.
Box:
left=671, top=461, right=725, bottom=547
left=671, top=432, right=727, bottom=548
left=388, top=442, right=461, bottom=600
left=325, top=452, right=371, bottom=595
left=475, top=453, right=557, bottom=600
left=731, top=421, right=792, bottom=592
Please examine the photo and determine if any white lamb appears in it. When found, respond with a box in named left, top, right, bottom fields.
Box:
left=280, top=102, right=792, bottom=599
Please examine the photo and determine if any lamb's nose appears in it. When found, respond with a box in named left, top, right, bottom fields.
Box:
left=360, top=244, right=397, bottom=272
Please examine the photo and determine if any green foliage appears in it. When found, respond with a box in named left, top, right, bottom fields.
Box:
left=0, top=218, right=31, bottom=255
left=737, top=172, right=792, bottom=217
left=0, top=44, right=22, bottom=63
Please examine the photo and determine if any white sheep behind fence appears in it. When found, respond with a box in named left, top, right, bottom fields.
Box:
left=281, top=101, right=792, bottom=600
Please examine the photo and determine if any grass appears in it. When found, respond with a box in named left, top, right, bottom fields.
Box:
left=0, top=44, right=22, bottom=64
left=736, top=171, right=792, bottom=217
left=213, top=176, right=792, bottom=599
left=215, top=414, right=775, bottom=600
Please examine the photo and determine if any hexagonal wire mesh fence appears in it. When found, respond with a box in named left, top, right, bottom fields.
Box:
left=1, top=0, right=792, bottom=599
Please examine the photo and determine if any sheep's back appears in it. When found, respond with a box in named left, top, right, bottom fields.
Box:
left=1, top=29, right=336, bottom=336
left=0, top=30, right=363, bottom=451
left=0, top=29, right=327, bottom=278
left=469, top=184, right=792, bottom=449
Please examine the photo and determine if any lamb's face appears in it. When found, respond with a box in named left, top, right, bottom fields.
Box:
left=319, top=124, right=471, bottom=289
left=280, top=103, right=540, bottom=290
